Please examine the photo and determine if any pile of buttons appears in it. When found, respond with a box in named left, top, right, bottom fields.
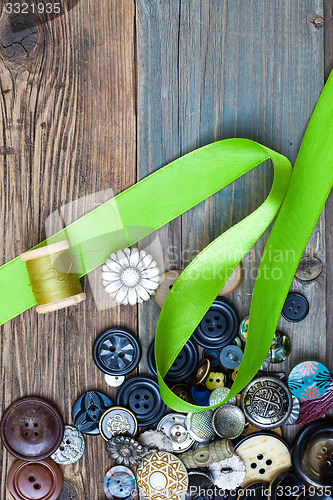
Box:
left=1, top=252, right=333, bottom=500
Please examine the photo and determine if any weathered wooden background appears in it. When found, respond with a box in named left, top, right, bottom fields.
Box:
left=0, top=0, right=331, bottom=498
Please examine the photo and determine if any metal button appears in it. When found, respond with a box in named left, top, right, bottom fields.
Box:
left=99, top=407, right=138, bottom=441
left=212, top=405, right=245, bottom=439
left=186, top=410, right=216, bottom=443
left=285, top=396, right=300, bottom=425
left=50, top=425, right=85, bottom=465
left=72, top=391, right=113, bottom=436
left=104, top=465, right=136, bottom=500
left=157, top=413, right=194, bottom=453
left=287, top=361, right=331, bottom=401
left=295, top=255, right=323, bottom=282
left=282, top=293, right=309, bottom=322
left=220, top=345, right=243, bottom=369
left=240, top=377, right=292, bottom=429
left=7, top=459, right=63, bottom=500
left=209, top=387, right=236, bottom=406
left=193, top=359, right=211, bottom=385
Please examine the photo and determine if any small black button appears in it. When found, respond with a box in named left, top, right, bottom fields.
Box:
left=72, top=391, right=113, bottom=436
left=147, top=339, right=198, bottom=382
left=282, top=293, right=309, bottom=322
left=116, top=375, right=166, bottom=427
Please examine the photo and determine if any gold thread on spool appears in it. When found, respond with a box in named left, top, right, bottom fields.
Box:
left=20, top=241, right=86, bottom=314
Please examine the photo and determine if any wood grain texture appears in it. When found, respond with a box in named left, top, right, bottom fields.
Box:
left=0, top=0, right=136, bottom=498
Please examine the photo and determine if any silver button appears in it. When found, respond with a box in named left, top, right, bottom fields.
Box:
left=186, top=410, right=216, bottom=443
left=157, top=413, right=194, bottom=453
left=285, top=395, right=300, bottom=425
left=51, top=425, right=85, bottom=465
left=209, top=387, right=236, bottom=406
left=212, top=405, right=245, bottom=439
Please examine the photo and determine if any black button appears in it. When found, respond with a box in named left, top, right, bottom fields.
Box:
left=147, top=339, right=198, bottom=382
left=72, top=391, right=113, bottom=436
left=202, top=348, right=222, bottom=367
left=269, top=470, right=305, bottom=499
left=239, top=482, right=270, bottom=499
left=116, top=375, right=166, bottom=427
left=93, top=328, right=141, bottom=376
left=191, top=298, right=239, bottom=348
left=282, top=293, right=309, bottom=322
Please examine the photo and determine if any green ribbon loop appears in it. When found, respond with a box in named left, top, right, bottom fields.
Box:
left=1, top=72, right=332, bottom=414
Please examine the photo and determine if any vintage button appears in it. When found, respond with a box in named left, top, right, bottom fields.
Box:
left=285, top=396, right=300, bottom=425
left=218, top=263, right=243, bottom=296
left=282, top=293, right=309, bottom=322
left=171, top=383, right=193, bottom=403
left=154, top=269, right=182, bottom=308
left=295, top=255, right=323, bottom=282
left=191, top=298, right=239, bottom=348
left=288, top=361, right=331, bottom=401
left=50, top=425, right=85, bottom=465
left=240, top=377, right=292, bottom=429
left=93, top=327, right=141, bottom=376
left=116, top=375, right=166, bottom=427
left=186, top=410, right=216, bottom=443
left=180, top=439, right=235, bottom=469
left=99, top=407, right=138, bottom=441
left=106, top=435, right=148, bottom=465
left=260, top=350, right=272, bottom=370
left=208, top=454, right=246, bottom=490
left=269, top=470, right=305, bottom=500
left=291, top=420, right=333, bottom=488
left=295, top=491, right=333, bottom=500
left=138, top=430, right=173, bottom=453
left=193, top=359, right=212, bottom=385
left=213, top=405, right=245, bottom=439
left=220, top=345, right=243, bottom=369
left=235, top=432, right=291, bottom=487
left=205, top=372, right=225, bottom=390
left=188, top=468, right=214, bottom=494
left=157, top=413, right=194, bottom=453
left=104, top=374, right=125, bottom=387
left=270, top=332, right=291, bottom=363
left=237, top=482, right=270, bottom=499
left=209, top=387, right=236, bottom=406
left=104, top=465, right=136, bottom=500
left=239, top=317, right=249, bottom=342
left=202, top=348, right=222, bottom=367
left=72, top=391, right=113, bottom=436
left=191, top=386, right=210, bottom=406
left=7, top=458, right=63, bottom=500
left=1, top=397, right=64, bottom=461
left=147, top=339, right=198, bottom=382
left=136, top=451, right=188, bottom=500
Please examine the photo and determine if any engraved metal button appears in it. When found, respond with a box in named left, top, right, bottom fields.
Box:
left=157, top=413, right=194, bottom=453
left=213, top=405, right=245, bottom=439
left=50, top=425, right=85, bottom=465
left=186, top=410, right=216, bottom=443
left=99, top=407, right=138, bottom=441
left=240, top=377, right=292, bottom=429
left=209, top=387, right=236, bottom=406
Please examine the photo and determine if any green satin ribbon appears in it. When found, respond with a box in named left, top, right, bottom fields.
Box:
left=0, top=72, right=332, bottom=413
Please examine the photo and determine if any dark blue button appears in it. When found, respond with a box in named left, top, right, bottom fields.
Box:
left=147, top=339, right=198, bottom=382
left=72, top=391, right=113, bottom=435
left=282, top=293, right=309, bottom=322
left=191, top=386, right=210, bottom=406
left=202, top=348, right=222, bottom=367
left=191, top=298, right=239, bottom=349
left=116, top=376, right=166, bottom=427
left=93, top=328, right=141, bottom=376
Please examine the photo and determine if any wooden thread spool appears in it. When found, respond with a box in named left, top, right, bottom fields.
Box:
left=20, top=240, right=86, bottom=314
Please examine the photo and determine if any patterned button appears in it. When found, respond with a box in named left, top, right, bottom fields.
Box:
left=240, top=377, right=292, bottom=429
left=99, top=407, right=137, bottom=441
left=239, top=317, right=249, bottom=342
left=7, top=459, right=63, bottom=500
left=186, top=410, right=216, bottom=443
left=193, top=359, right=211, bottom=385
left=50, top=426, right=85, bottom=465
left=136, top=451, right=188, bottom=500
left=157, top=414, right=194, bottom=453
left=212, top=405, right=245, bottom=439
left=104, top=465, right=136, bottom=500
left=285, top=396, right=300, bottom=425
left=72, top=391, right=113, bottom=436
left=270, top=332, right=291, bottom=364
left=209, top=387, right=236, bottom=406
left=288, top=361, right=331, bottom=401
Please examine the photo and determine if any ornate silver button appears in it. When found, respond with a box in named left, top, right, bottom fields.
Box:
left=186, top=410, right=216, bottom=443
left=240, top=376, right=292, bottom=429
left=157, top=413, right=194, bottom=453
left=51, top=425, right=85, bottom=465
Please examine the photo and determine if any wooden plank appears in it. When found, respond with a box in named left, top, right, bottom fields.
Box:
left=136, top=0, right=326, bottom=445
left=0, top=0, right=136, bottom=497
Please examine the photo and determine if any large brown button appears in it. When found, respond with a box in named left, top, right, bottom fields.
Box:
left=1, top=397, right=64, bottom=460
left=7, top=458, right=63, bottom=500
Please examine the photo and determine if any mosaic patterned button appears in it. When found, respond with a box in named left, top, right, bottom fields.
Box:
left=288, top=361, right=331, bottom=401
left=50, top=425, right=85, bottom=465
left=209, top=387, right=236, bottom=406
left=136, top=451, right=188, bottom=500
left=99, top=407, right=138, bottom=441
left=104, top=465, right=136, bottom=500
left=270, top=332, right=291, bottom=364
left=239, top=317, right=249, bottom=342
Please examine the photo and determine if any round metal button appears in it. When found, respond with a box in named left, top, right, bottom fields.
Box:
left=209, top=387, right=236, bottom=406
left=240, top=377, right=292, bottom=429
left=155, top=269, right=182, bottom=308
left=212, top=405, right=245, bottom=439
left=50, top=425, right=85, bottom=465
left=99, top=407, right=138, bottom=441
left=186, top=410, right=216, bottom=443
left=193, top=359, right=211, bottom=385
left=202, top=348, right=222, bottom=367
left=104, top=465, right=136, bottom=500
left=285, top=396, right=300, bottom=425
left=157, top=413, right=194, bottom=453
left=191, top=298, right=239, bottom=348
left=116, top=375, right=166, bottom=427
left=93, top=328, right=141, bottom=376
left=220, top=345, right=243, bottom=369
left=282, top=293, right=309, bottom=322
left=291, top=420, right=333, bottom=488
left=136, top=451, right=188, bottom=500
left=270, top=332, right=291, bottom=364
left=147, top=339, right=198, bottom=382
left=1, top=397, right=64, bottom=461
left=105, top=374, right=125, bottom=387
left=288, top=361, right=331, bottom=401
left=72, top=391, right=113, bottom=436
left=7, top=459, right=63, bottom=500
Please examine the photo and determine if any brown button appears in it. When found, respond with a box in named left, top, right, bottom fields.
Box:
left=7, top=458, right=63, bottom=500
left=218, top=262, right=243, bottom=296
left=171, top=384, right=193, bottom=403
left=1, top=397, right=64, bottom=460
left=154, top=270, right=182, bottom=308
left=193, top=359, right=211, bottom=385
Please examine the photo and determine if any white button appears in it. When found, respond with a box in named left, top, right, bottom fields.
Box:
left=104, top=374, right=125, bottom=387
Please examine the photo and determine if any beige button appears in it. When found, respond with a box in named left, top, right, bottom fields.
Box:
left=218, top=262, right=243, bottom=296
left=179, top=439, right=235, bottom=468
left=155, top=270, right=182, bottom=308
